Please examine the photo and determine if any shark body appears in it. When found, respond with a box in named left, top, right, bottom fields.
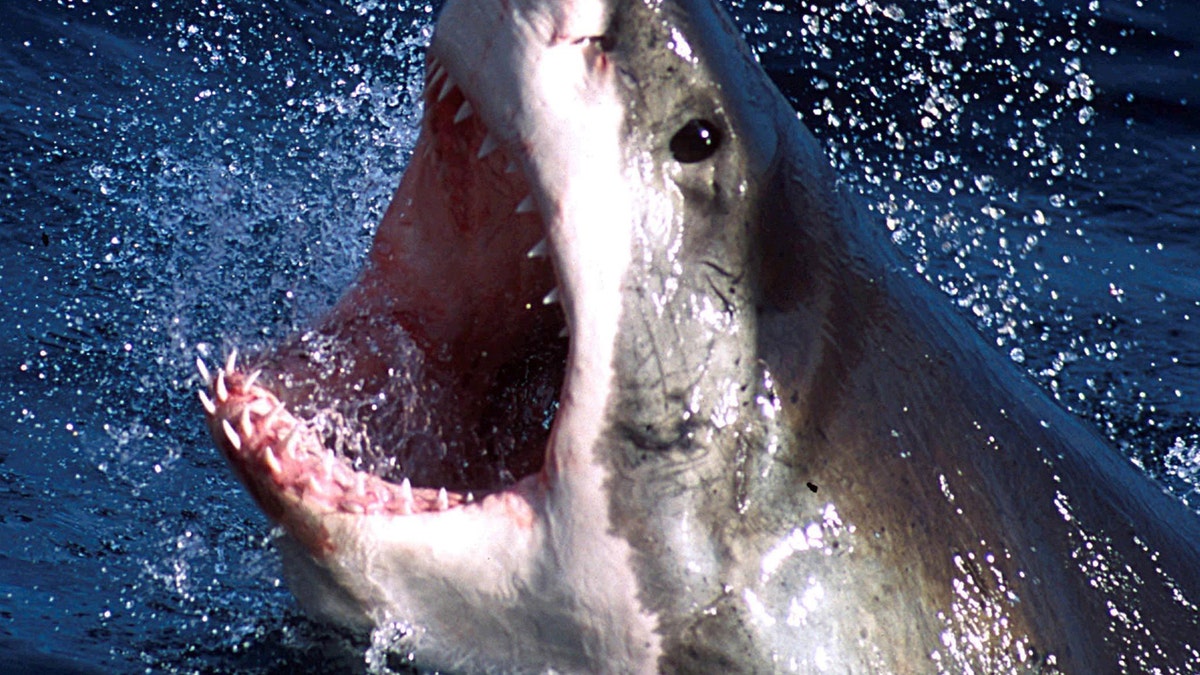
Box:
left=201, top=0, right=1200, bottom=671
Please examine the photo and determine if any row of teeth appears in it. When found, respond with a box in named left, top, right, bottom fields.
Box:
left=196, top=55, right=569, bottom=515
left=197, top=350, right=465, bottom=514
left=424, top=55, right=564, bottom=315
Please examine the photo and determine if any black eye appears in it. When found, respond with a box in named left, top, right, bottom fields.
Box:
left=669, top=119, right=722, bottom=163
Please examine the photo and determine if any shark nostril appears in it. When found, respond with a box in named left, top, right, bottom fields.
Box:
left=670, top=118, right=723, bottom=163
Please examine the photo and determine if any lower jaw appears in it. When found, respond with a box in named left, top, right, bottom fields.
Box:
left=203, top=360, right=552, bottom=557
left=250, top=309, right=567, bottom=491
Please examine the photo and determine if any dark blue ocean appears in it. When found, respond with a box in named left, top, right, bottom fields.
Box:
left=1, top=0, right=1196, bottom=672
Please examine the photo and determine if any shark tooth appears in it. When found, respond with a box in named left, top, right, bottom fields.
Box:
left=302, top=475, right=327, bottom=497
left=196, top=357, right=212, bottom=386
left=321, top=451, right=335, bottom=481
left=437, top=75, right=456, bottom=102
left=242, top=369, right=262, bottom=391
left=239, top=407, right=254, bottom=439
left=527, top=238, right=549, bottom=258
left=263, top=445, right=282, bottom=475
left=477, top=134, right=499, bottom=159
left=398, top=478, right=414, bottom=515
left=282, top=425, right=303, bottom=460
left=261, top=401, right=284, bottom=428
left=221, top=419, right=242, bottom=451
left=198, top=390, right=216, bottom=415
left=215, top=370, right=229, bottom=403
left=453, top=100, right=474, bottom=123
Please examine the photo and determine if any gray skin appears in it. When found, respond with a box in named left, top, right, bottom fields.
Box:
left=203, top=0, right=1200, bottom=671
left=588, top=0, right=1200, bottom=671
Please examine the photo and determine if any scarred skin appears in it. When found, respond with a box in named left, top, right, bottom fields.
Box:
left=200, top=0, right=1200, bottom=672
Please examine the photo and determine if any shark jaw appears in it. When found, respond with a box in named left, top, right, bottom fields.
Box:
left=200, top=0, right=1200, bottom=670
left=201, top=0, right=661, bottom=671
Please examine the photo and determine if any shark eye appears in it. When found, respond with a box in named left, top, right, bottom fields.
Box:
left=670, top=119, right=723, bottom=163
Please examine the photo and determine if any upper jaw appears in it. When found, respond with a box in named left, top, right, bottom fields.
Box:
left=200, top=0, right=663, bottom=667
left=427, top=0, right=635, bottom=480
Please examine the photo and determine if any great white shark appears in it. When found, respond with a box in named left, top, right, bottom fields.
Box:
left=199, top=0, right=1200, bottom=671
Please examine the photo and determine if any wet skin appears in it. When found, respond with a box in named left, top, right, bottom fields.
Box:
left=201, top=0, right=1200, bottom=671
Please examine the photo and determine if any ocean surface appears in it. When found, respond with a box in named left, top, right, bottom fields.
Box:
left=1, top=0, right=1196, bottom=672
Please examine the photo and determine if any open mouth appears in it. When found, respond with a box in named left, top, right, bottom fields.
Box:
left=198, top=54, right=570, bottom=550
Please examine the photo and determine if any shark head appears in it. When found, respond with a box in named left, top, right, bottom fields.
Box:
left=203, top=0, right=841, bottom=670
left=204, top=0, right=1200, bottom=669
